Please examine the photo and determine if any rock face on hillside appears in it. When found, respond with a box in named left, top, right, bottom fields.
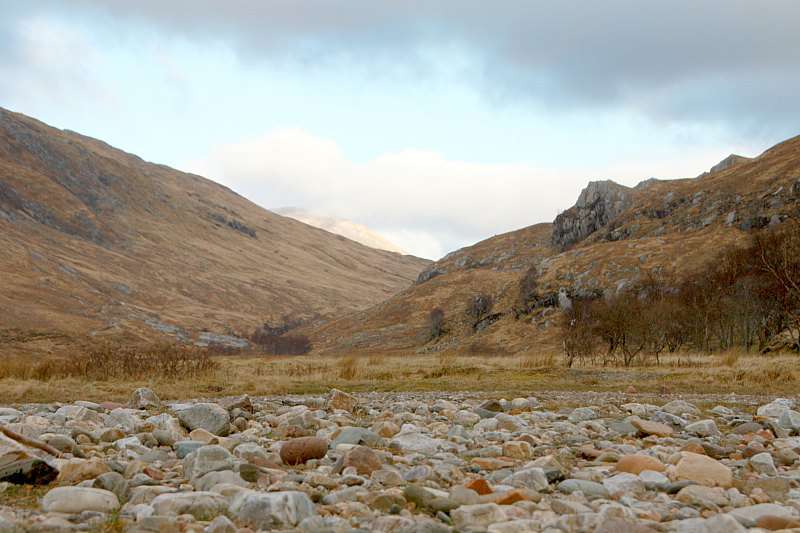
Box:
left=551, top=180, right=632, bottom=248
left=709, top=154, right=751, bottom=174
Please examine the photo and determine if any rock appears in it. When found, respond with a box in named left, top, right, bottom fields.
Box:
left=558, top=479, right=610, bottom=500
left=756, top=515, right=800, bottom=530
left=390, top=430, right=442, bottom=455
left=327, top=389, right=357, bottom=412
left=552, top=180, right=632, bottom=248
left=0, top=434, right=58, bottom=485
left=661, top=400, right=699, bottom=416
left=779, top=409, right=800, bottom=432
left=749, top=452, right=778, bottom=476
left=92, top=471, right=129, bottom=502
left=728, top=503, right=797, bottom=527
left=685, top=419, right=720, bottom=437
left=631, top=417, right=673, bottom=437
left=41, top=486, right=120, bottom=514
left=676, top=485, right=730, bottom=509
left=205, top=515, right=237, bottom=533
left=175, top=440, right=205, bottom=459
left=230, top=490, right=317, bottom=529
left=675, top=452, right=733, bottom=487
left=568, top=407, right=597, bottom=422
left=279, top=437, right=328, bottom=466
left=184, top=445, right=235, bottom=481
left=505, top=467, right=548, bottom=491
left=130, top=388, right=161, bottom=409
left=603, top=473, right=645, bottom=496
left=757, top=399, right=794, bottom=418
left=177, top=403, right=231, bottom=436
left=451, top=503, right=506, bottom=530
left=502, top=441, right=532, bottom=460
left=342, top=445, right=382, bottom=475
left=57, top=458, right=110, bottom=485
left=151, top=491, right=228, bottom=519
left=616, top=454, right=665, bottom=475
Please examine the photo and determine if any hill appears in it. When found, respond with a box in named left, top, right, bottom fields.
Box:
left=0, top=108, right=429, bottom=353
left=307, top=135, right=800, bottom=355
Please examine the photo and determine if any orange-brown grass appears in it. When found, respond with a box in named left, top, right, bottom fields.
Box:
left=0, top=350, right=797, bottom=404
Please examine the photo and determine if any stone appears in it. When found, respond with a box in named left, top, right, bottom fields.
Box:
left=404, top=485, right=458, bottom=512
left=685, top=419, right=720, bottom=437
left=749, top=452, right=778, bottom=476
left=41, top=486, right=119, bottom=514
left=603, top=473, right=645, bottom=497
left=342, top=445, right=382, bottom=475
left=177, top=403, right=231, bottom=436
left=230, top=490, right=317, bottom=529
left=505, top=467, right=548, bottom=491
left=728, top=503, right=797, bottom=527
left=465, top=478, right=492, bottom=495
left=184, top=445, right=235, bottom=481
left=92, top=471, right=129, bottom=502
left=130, top=388, right=161, bottom=410
left=779, top=409, right=800, bottom=432
left=327, top=389, right=357, bottom=412
left=616, top=454, right=665, bottom=475
left=757, top=399, right=794, bottom=418
left=175, top=440, right=205, bottom=459
left=502, top=440, right=532, bottom=460
left=676, top=485, right=730, bottom=509
left=151, top=491, right=228, bottom=519
left=568, top=407, right=597, bottom=422
left=451, top=503, right=506, bottom=530
left=631, top=417, right=673, bottom=437
left=558, top=479, right=610, bottom=500
left=661, top=400, right=699, bottom=416
left=390, top=430, right=442, bottom=455
left=280, top=437, right=328, bottom=466
left=675, top=452, right=733, bottom=487
left=205, top=515, right=237, bottom=533
left=756, top=515, right=800, bottom=530
left=57, top=458, right=110, bottom=485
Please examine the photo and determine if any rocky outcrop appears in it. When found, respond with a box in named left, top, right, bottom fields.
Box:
left=551, top=180, right=632, bottom=249
left=709, top=154, right=751, bottom=174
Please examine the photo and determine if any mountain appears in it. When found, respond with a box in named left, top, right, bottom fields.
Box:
left=0, top=107, right=429, bottom=352
left=306, top=135, right=800, bottom=355
left=273, top=207, right=406, bottom=254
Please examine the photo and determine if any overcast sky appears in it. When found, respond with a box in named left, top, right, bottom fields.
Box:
left=2, top=1, right=798, bottom=259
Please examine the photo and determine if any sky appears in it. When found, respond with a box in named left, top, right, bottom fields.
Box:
left=1, top=1, right=799, bottom=259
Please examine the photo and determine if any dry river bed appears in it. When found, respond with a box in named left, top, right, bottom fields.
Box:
left=1, top=389, right=800, bottom=532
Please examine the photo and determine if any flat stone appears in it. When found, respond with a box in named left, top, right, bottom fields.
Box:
left=616, top=454, right=665, bottom=475
left=176, top=403, right=231, bottom=436
left=728, top=503, right=797, bottom=527
left=42, top=486, right=119, bottom=514
left=451, top=503, right=505, bottom=530
left=631, top=417, right=673, bottom=437
left=280, top=437, right=328, bottom=466
left=675, top=452, right=733, bottom=488
left=558, top=479, right=609, bottom=500
left=326, top=389, right=357, bottom=412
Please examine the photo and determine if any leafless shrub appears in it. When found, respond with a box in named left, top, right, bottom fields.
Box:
left=428, top=307, right=445, bottom=340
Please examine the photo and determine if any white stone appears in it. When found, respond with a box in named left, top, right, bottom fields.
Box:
left=42, top=487, right=119, bottom=514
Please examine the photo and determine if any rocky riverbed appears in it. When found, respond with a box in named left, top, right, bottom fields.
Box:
left=1, top=389, right=800, bottom=532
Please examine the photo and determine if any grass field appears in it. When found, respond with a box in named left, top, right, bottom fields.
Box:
left=0, top=349, right=797, bottom=404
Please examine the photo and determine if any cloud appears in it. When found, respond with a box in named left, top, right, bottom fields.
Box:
left=31, top=0, right=800, bottom=133
left=187, top=128, right=722, bottom=259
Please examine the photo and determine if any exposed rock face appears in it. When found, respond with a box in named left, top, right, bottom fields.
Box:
left=709, top=154, right=751, bottom=174
left=551, top=180, right=632, bottom=248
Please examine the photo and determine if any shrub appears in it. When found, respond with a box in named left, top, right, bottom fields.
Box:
left=428, top=307, right=445, bottom=340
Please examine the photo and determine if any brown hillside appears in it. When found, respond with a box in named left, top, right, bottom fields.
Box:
left=308, top=135, right=800, bottom=356
left=0, top=108, right=429, bottom=352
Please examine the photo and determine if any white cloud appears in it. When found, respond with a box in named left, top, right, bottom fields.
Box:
left=188, top=128, right=728, bottom=259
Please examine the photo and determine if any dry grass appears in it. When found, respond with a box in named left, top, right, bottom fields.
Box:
left=0, top=351, right=798, bottom=404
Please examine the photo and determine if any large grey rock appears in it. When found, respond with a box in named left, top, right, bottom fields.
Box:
left=151, top=491, right=228, bottom=520
left=505, top=467, right=549, bottom=491
left=451, top=503, right=506, bottom=530
left=757, top=398, right=794, bottom=418
left=177, top=403, right=231, bottom=436
left=779, top=409, right=800, bottom=431
left=685, top=419, right=720, bottom=437
left=230, top=491, right=316, bottom=529
left=184, top=445, right=235, bottom=482
left=728, top=503, right=797, bottom=527
left=41, top=486, right=119, bottom=514
left=552, top=180, right=632, bottom=248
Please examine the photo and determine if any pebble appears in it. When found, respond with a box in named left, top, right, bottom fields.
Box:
left=2, top=390, right=800, bottom=532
